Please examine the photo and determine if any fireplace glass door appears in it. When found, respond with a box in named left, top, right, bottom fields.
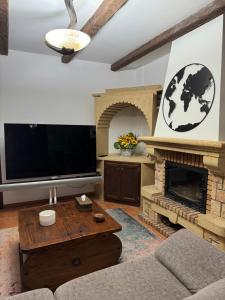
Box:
left=165, top=161, right=208, bottom=213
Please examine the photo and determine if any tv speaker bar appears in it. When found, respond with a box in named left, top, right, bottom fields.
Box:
left=0, top=175, right=102, bottom=192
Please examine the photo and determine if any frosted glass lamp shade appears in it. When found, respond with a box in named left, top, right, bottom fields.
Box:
left=45, top=29, right=91, bottom=55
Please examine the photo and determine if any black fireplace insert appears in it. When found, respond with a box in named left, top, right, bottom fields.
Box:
left=165, top=161, right=208, bottom=213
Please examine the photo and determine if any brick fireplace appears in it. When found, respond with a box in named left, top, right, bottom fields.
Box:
left=139, top=136, right=225, bottom=251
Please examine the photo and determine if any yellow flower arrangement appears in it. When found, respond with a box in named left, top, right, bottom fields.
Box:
left=114, top=132, right=138, bottom=150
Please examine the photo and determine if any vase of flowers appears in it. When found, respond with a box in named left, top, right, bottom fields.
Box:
left=114, top=132, right=138, bottom=156
left=120, top=149, right=133, bottom=156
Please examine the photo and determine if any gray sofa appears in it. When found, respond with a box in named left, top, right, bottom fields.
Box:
left=1, top=229, right=225, bottom=300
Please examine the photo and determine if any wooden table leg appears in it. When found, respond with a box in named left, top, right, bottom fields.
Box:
left=18, top=244, right=26, bottom=292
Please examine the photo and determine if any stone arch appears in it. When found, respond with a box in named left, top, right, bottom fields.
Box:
left=97, top=102, right=150, bottom=130
left=93, top=85, right=162, bottom=156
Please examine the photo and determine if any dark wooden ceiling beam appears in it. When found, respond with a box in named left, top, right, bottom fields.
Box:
left=111, top=0, right=225, bottom=71
left=0, top=0, right=8, bottom=55
left=62, top=0, right=128, bottom=63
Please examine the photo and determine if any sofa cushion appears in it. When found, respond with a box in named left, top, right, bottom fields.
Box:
left=183, top=278, right=225, bottom=300
left=55, top=255, right=191, bottom=300
left=0, top=289, right=54, bottom=300
left=155, top=229, right=225, bottom=293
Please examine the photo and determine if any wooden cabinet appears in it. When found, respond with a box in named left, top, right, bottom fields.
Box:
left=104, top=161, right=141, bottom=205
left=96, top=155, right=155, bottom=206
left=104, top=162, right=121, bottom=201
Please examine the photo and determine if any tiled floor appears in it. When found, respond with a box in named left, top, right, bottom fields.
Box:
left=0, top=208, right=18, bottom=229
left=0, top=199, right=165, bottom=240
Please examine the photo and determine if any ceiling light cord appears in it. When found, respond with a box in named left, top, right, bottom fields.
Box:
left=65, top=0, right=77, bottom=29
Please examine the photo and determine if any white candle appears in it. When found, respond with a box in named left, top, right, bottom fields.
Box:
left=81, top=194, right=86, bottom=202
left=39, top=210, right=56, bottom=226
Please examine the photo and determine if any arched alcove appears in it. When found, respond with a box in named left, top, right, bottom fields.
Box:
left=109, top=106, right=150, bottom=153
left=93, top=85, right=162, bottom=156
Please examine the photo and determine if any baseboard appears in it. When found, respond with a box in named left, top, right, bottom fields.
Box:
left=3, top=192, right=95, bottom=209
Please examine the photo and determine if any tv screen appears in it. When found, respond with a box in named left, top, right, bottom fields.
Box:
left=4, top=123, right=96, bottom=181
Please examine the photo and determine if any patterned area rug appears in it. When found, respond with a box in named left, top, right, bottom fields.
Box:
left=0, top=227, right=21, bottom=297
left=0, top=208, right=162, bottom=296
left=107, top=208, right=162, bottom=262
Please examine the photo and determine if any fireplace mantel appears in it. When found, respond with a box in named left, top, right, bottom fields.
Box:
left=140, top=137, right=225, bottom=155
left=139, top=136, right=225, bottom=174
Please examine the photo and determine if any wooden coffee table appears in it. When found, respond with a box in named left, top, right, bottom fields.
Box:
left=18, top=200, right=122, bottom=291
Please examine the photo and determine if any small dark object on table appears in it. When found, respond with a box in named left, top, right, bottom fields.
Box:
left=94, top=213, right=105, bottom=223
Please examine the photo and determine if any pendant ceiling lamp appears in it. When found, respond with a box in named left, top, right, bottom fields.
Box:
left=45, top=0, right=91, bottom=55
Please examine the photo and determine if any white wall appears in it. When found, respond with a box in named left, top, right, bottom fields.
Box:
left=0, top=50, right=136, bottom=204
left=0, top=50, right=137, bottom=125
left=136, top=53, right=170, bottom=86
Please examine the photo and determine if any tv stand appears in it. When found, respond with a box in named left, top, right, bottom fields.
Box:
left=49, top=187, right=57, bottom=205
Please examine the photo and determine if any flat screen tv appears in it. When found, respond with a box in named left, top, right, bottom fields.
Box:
left=4, top=123, right=96, bottom=181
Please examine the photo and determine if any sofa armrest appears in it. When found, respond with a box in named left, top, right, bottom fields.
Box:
left=155, top=229, right=225, bottom=293
left=183, top=278, right=225, bottom=300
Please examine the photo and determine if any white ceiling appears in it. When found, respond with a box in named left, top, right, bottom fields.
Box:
left=9, top=0, right=214, bottom=68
